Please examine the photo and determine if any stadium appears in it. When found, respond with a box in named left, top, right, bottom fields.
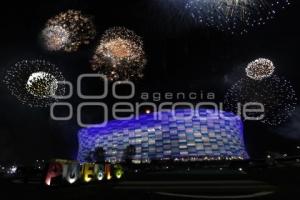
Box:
left=77, top=109, right=249, bottom=163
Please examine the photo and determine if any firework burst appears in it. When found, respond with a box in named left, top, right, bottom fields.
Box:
left=185, top=0, right=291, bottom=34
left=224, top=76, right=297, bottom=126
left=246, top=58, right=275, bottom=80
left=90, top=27, right=147, bottom=81
left=41, top=10, right=96, bottom=52
left=41, top=25, right=71, bottom=51
left=3, top=60, right=66, bottom=107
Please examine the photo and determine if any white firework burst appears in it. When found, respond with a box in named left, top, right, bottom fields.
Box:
left=246, top=58, right=275, bottom=80
left=3, top=60, right=66, bottom=108
left=185, top=0, right=291, bottom=34
left=224, top=75, right=297, bottom=126
left=26, top=71, right=58, bottom=98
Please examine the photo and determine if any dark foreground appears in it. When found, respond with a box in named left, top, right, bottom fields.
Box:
left=1, top=160, right=300, bottom=200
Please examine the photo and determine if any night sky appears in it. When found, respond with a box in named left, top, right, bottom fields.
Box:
left=0, top=0, right=300, bottom=164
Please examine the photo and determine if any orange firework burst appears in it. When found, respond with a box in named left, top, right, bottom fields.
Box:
left=91, top=27, right=147, bottom=81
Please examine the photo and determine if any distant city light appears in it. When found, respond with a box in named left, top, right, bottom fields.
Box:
left=7, top=165, right=18, bottom=174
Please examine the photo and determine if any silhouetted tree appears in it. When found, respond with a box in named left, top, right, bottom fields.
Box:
left=86, top=151, right=95, bottom=162
left=123, top=145, right=136, bottom=164
left=94, top=147, right=105, bottom=164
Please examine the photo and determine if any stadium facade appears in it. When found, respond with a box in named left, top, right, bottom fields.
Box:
left=77, top=109, right=249, bottom=163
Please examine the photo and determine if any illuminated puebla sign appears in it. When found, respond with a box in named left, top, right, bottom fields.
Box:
left=44, top=159, right=124, bottom=186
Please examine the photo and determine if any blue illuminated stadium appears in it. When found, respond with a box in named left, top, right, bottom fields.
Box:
left=77, top=109, right=249, bottom=163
